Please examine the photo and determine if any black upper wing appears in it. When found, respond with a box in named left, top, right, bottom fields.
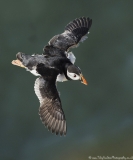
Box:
left=48, top=17, right=92, bottom=51
left=65, top=17, right=92, bottom=42
left=34, top=76, right=67, bottom=136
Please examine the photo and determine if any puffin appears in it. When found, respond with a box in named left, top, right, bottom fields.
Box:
left=12, top=17, right=92, bottom=135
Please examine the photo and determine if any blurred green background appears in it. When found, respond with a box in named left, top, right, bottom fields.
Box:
left=1, top=0, right=133, bottom=159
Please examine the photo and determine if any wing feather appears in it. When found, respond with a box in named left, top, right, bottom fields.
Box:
left=34, top=77, right=67, bottom=136
left=48, top=17, right=92, bottom=51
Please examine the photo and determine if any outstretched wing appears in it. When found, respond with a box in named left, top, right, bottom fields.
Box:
left=65, top=17, right=92, bottom=43
left=34, top=77, right=67, bottom=136
left=48, top=17, right=92, bottom=51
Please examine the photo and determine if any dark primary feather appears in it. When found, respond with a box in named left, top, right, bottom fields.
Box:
left=48, top=17, right=92, bottom=51
left=65, top=17, right=92, bottom=42
left=34, top=69, right=67, bottom=135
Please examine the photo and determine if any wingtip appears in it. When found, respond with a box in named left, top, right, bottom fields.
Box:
left=39, top=103, right=67, bottom=136
left=65, top=17, right=92, bottom=43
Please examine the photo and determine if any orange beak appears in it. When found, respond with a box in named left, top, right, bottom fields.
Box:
left=80, top=74, right=88, bottom=85
left=11, top=59, right=26, bottom=68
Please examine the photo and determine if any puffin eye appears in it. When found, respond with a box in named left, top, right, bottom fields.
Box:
left=74, top=74, right=76, bottom=77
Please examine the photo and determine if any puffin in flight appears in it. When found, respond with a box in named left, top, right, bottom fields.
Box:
left=12, top=17, right=92, bottom=135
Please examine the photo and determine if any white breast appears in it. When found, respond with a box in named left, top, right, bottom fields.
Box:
left=56, top=52, right=76, bottom=82
left=56, top=74, right=68, bottom=82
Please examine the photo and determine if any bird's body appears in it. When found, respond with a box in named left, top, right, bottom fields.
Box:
left=16, top=45, right=73, bottom=78
left=12, top=17, right=92, bottom=135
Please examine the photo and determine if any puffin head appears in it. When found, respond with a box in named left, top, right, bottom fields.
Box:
left=67, top=65, right=88, bottom=85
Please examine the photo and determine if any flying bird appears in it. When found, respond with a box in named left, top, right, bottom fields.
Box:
left=12, top=17, right=92, bottom=135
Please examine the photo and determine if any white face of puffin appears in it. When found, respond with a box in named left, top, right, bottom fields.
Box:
left=66, top=65, right=88, bottom=85
left=67, top=71, right=81, bottom=80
